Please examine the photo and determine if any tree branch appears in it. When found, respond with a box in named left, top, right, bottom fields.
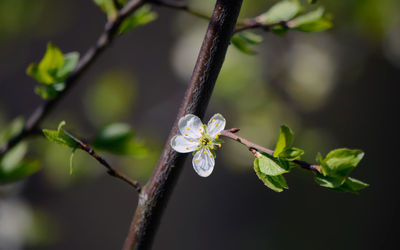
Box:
left=73, top=136, right=142, bottom=192
left=221, top=128, right=322, bottom=173
left=122, top=0, right=243, bottom=249
left=0, top=0, right=146, bottom=158
left=234, top=20, right=289, bottom=33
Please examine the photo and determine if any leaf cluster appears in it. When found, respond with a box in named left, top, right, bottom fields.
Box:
left=26, top=43, right=79, bottom=99
left=232, top=0, right=333, bottom=54
left=254, top=125, right=368, bottom=193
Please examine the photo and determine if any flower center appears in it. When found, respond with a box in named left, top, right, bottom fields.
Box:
left=199, top=134, right=211, bottom=146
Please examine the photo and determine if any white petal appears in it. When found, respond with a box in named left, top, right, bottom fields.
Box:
left=171, top=135, right=199, bottom=153
left=178, top=114, right=203, bottom=139
left=192, top=148, right=215, bottom=177
left=207, top=113, right=226, bottom=138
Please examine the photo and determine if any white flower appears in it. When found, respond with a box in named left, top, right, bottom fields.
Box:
left=170, top=113, right=226, bottom=177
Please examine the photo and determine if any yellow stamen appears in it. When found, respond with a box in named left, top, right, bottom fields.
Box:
left=203, top=151, right=207, bottom=154
left=190, top=139, right=193, bottom=142
left=218, top=144, right=222, bottom=147
left=212, top=119, right=215, bottom=123
left=201, top=124, right=204, bottom=127
left=196, top=147, right=199, bottom=150
left=215, top=134, right=219, bottom=139
left=185, top=147, right=189, bottom=150
left=206, top=133, right=210, bottom=137
left=195, top=159, right=199, bottom=162
left=186, top=127, right=190, bottom=131
left=184, top=133, right=188, bottom=136
left=215, top=123, right=219, bottom=127
left=210, top=154, right=213, bottom=158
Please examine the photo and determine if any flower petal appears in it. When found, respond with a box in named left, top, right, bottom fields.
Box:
left=207, top=113, right=226, bottom=138
left=192, top=148, right=215, bottom=177
left=178, top=114, right=203, bottom=139
left=171, top=135, right=199, bottom=153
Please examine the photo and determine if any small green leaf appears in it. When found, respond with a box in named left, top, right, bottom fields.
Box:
left=27, top=42, right=64, bottom=84
left=93, top=123, right=146, bottom=156
left=274, top=125, right=294, bottom=157
left=254, top=162, right=288, bottom=192
left=0, top=160, right=41, bottom=184
left=93, top=0, right=118, bottom=20
left=231, top=31, right=262, bottom=55
left=308, top=0, right=317, bottom=4
left=333, top=177, right=369, bottom=194
left=314, top=173, right=345, bottom=188
left=69, top=148, right=76, bottom=175
left=280, top=147, right=304, bottom=161
left=119, top=5, right=157, bottom=34
left=255, top=153, right=288, bottom=176
left=0, top=143, right=41, bottom=184
left=56, top=52, right=79, bottom=80
left=288, top=7, right=332, bottom=32
left=0, top=117, right=24, bottom=145
left=257, top=0, right=303, bottom=25
left=42, top=121, right=78, bottom=149
left=319, top=148, right=364, bottom=178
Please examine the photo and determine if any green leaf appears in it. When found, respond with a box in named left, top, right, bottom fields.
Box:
left=34, top=84, right=64, bottom=100
left=294, top=18, right=332, bottom=32
left=93, top=0, right=118, bottom=20
left=257, top=0, right=303, bottom=25
left=231, top=31, right=263, bottom=55
left=27, top=42, right=64, bottom=84
left=56, top=52, right=79, bottom=80
left=69, top=148, right=76, bottom=175
left=314, top=173, right=345, bottom=188
left=273, top=125, right=294, bottom=157
left=320, top=148, right=364, bottom=178
left=93, top=123, right=147, bottom=156
left=0, top=143, right=41, bottom=184
left=280, top=147, right=304, bottom=161
left=0, top=160, right=41, bottom=184
left=308, top=0, right=317, bottom=4
left=333, top=177, right=369, bottom=194
left=254, top=162, right=288, bottom=192
left=255, top=153, right=288, bottom=176
left=42, top=121, right=79, bottom=149
left=288, top=7, right=332, bottom=32
left=119, top=5, right=157, bottom=34
left=0, top=117, right=24, bottom=145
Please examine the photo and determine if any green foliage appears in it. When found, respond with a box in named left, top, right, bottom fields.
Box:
left=0, top=117, right=24, bottom=145
left=231, top=31, right=263, bottom=55
left=119, top=5, right=157, bottom=34
left=93, top=123, right=148, bottom=157
left=314, top=148, right=368, bottom=193
left=257, top=0, right=302, bottom=25
left=26, top=43, right=79, bottom=99
left=273, top=125, right=294, bottom=157
left=288, top=7, right=332, bottom=32
left=42, top=121, right=78, bottom=149
left=93, top=0, right=118, bottom=20
left=254, top=125, right=303, bottom=192
left=255, top=153, right=288, bottom=176
left=308, top=0, right=317, bottom=4
left=0, top=143, right=41, bottom=184
left=254, top=160, right=288, bottom=192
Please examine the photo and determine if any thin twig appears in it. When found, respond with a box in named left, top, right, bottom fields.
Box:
left=0, top=0, right=146, bottom=158
left=123, top=0, right=243, bottom=249
left=71, top=134, right=142, bottom=192
left=149, top=0, right=211, bottom=21
left=234, top=20, right=289, bottom=33
left=221, top=128, right=322, bottom=173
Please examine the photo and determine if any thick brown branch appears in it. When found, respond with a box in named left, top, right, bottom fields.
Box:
left=122, top=0, right=243, bottom=249
left=0, top=0, right=146, bottom=158
left=221, top=129, right=322, bottom=173
left=74, top=138, right=142, bottom=192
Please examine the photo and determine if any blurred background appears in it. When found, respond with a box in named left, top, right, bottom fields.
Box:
left=0, top=0, right=399, bottom=249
